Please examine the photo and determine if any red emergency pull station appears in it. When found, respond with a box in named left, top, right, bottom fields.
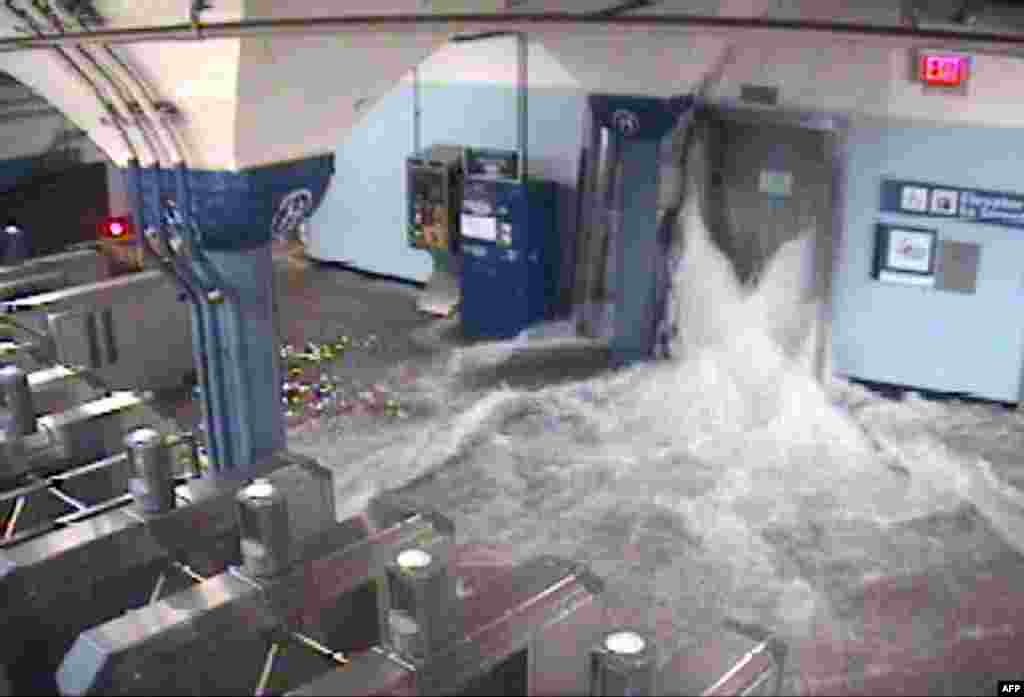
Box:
left=918, top=52, right=970, bottom=88
left=101, top=216, right=133, bottom=240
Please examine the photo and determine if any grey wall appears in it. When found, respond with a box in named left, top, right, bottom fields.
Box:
left=309, top=81, right=586, bottom=300
left=832, top=118, right=1024, bottom=402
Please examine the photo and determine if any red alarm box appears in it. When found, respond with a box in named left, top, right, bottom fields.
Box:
left=918, top=52, right=970, bottom=88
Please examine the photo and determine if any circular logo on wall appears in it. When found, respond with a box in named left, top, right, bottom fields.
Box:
left=272, top=188, right=314, bottom=240
left=611, top=109, right=641, bottom=136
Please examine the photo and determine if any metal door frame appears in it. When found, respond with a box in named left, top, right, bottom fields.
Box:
left=697, top=100, right=849, bottom=384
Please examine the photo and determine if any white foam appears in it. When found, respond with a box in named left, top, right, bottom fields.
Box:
left=299, top=165, right=1022, bottom=648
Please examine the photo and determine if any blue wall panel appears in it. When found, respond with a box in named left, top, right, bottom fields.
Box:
left=833, top=120, right=1024, bottom=402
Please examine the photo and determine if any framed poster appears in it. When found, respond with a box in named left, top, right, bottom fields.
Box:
left=874, top=223, right=938, bottom=286
left=899, top=184, right=930, bottom=213
left=930, top=189, right=959, bottom=216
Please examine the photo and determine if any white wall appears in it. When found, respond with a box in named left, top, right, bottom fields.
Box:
left=402, top=35, right=579, bottom=88
left=834, top=117, right=1024, bottom=402
left=540, top=32, right=1024, bottom=128
left=233, top=32, right=450, bottom=169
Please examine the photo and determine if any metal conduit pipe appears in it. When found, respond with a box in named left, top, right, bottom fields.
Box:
left=0, top=0, right=139, bottom=164
left=3, top=6, right=217, bottom=469
left=42, top=2, right=231, bottom=471
left=0, top=105, right=60, bottom=121
left=0, top=13, right=1019, bottom=53
left=130, top=163, right=223, bottom=474
left=165, top=166, right=250, bottom=470
left=46, top=0, right=179, bottom=168
left=175, top=205, right=254, bottom=469
left=0, top=95, right=53, bottom=109
left=49, top=0, right=192, bottom=219
left=0, top=2, right=222, bottom=479
left=150, top=207, right=230, bottom=471
left=161, top=199, right=236, bottom=471
left=16, top=0, right=165, bottom=172
left=0, top=6, right=214, bottom=474
left=164, top=194, right=239, bottom=472
left=60, top=4, right=243, bottom=471
left=8, top=0, right=151, bottom=166
left=55, top=1, right=241, bottom=469
left=9, top=0, right=150, bottom=161
left=149, top=194, right=230, bottom=472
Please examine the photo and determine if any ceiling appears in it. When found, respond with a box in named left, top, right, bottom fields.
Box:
left=0, top=0, right=1021, bottom=170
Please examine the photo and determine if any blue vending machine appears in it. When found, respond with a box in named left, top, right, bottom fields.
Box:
left=459, top=154, right=559, bottom=340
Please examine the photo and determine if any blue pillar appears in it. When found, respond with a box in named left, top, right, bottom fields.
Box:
left=585, top=95, right=693, bottom=367
left=133, top=155, right=334, bottom=474
left=201, top=245, right=284, bottom=464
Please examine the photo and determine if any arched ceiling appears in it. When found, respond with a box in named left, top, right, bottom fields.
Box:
left=0, top=0, right=1019, bottom=171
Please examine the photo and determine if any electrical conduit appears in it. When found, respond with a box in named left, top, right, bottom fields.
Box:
left=64, top=0, right=259, bottom=469
left=8, top=0, right=152, bottom=165
left=4, top=0, right=229, bottom=471
left=37, top=0, right=241, bottom=469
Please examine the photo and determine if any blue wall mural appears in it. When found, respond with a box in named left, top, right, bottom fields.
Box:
left=311, top=81, right=586, bottom=303
left=833, top=119, right=1024, bottom=402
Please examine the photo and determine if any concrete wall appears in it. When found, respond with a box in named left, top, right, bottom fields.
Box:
left=233, top=32, right=447, bottom=170
left=833, top=117, right=1024, bottom=402
left=309, top=37, right=584, bottom=282
left=0, top=1, right=244, bottom=169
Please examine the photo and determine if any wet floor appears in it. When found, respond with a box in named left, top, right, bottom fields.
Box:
left=157, top=245, right=1024, bottom=696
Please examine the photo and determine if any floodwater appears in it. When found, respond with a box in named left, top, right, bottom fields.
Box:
left=286, top=192, right=1024, bottom=693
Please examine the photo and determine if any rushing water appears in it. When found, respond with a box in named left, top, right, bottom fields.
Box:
left=287, top=184, right=1024, bottom=683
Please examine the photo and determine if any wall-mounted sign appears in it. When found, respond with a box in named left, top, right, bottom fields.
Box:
left=463, top=147, right=519, bottom=180
left=881, top=179, right=1024, bottom=230
left=937, top=239, right=981, bottom=295
left=460, top=214, right=497, bottom=242
left=874, top=223, right=937, bottom=287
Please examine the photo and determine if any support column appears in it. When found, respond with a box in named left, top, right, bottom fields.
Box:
left=135, top=154, right=334, bottom=474
left=202, top=244, right=284, bottom=466
left=582, top=95, right=694, bottom=366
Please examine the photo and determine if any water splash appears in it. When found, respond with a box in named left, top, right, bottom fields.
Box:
left=289, top=179, right=1023, bottom=657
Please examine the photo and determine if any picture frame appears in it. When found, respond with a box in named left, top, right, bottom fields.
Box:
left=930, top=189, right=959, bottom=216
left=874, top=223, right=938, bottom=286
left=899, top=185, right=929, bottom=213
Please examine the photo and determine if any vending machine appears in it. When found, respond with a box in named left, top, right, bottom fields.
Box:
left=459, top=149, right=559, bottom=340
left=407, top=144, right=464, bottom=316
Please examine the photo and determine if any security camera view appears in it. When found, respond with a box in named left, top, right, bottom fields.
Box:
left=5, top=3, right=1024, bottom=696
